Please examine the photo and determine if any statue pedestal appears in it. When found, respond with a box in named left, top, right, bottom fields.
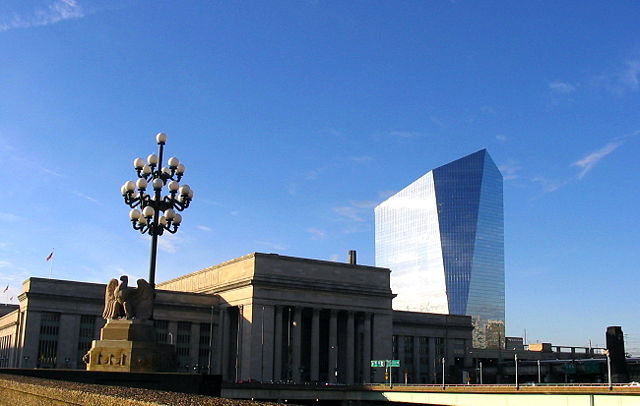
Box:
left=85, top=320, right=176, bottom=372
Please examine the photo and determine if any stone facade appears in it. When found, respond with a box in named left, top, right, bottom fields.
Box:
left=0, top=252, right=473, bottom=384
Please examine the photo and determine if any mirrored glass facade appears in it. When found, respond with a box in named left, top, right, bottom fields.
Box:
left=375, top=149, right=504, bottom=348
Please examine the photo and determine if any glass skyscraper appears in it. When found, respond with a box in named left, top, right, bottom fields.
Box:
left=375, top=149, right=504, bottom=349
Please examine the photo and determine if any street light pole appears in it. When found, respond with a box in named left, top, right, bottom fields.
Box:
left=537, top=359, right=541, bottom=383
left=479, top=361, right=483, bottom=385
left=121, top=133, right=193, bottom=288
left=441, top=357, right=446, bottom=389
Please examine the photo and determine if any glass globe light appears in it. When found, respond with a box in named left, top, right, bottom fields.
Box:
left=179, top=185, right=191, bottom=196
left=124, top=181, right=135, bottom=192
left=129, top=209, right=141, bottom=220
left=136, top=178, right=147, bottom=189
left=159, top=216, right=167, bottom=226
left=152, top=178, right=163, bottom=190
left=142, top=206, right=155, bottom=218
left=168, top=181, right=179, bottom=192
left=147, top=154, right=158, bottom=165
left=174, top=213, right=182, bottom=225
left=142, top=165, right=152, bottom=175
left=138, top=216, right=147, bottom=225
left=164, top=208, right=175, bottom=220
left=133, top=158, right=145, bottom=169
left=168, top=157, right=180, bottom=168
left=156, top=132, right=167, bottom=144
left=188, top=189, right=194, bottom=199
left=176, top=163, right=185, bottom=175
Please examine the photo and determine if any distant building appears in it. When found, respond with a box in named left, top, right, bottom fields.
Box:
left=0, top=252, right=473, bottom=384
left=375, top=149, right=505, bottom=348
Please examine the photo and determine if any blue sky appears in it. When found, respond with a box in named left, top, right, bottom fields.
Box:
left=1, top=1, right=639, bottom=353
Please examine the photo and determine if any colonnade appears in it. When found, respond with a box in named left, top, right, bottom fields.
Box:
left=216, top=304, right=391, bottom=384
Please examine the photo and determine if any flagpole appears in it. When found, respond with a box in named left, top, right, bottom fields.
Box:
left=47, top=249, right=55, bottom=279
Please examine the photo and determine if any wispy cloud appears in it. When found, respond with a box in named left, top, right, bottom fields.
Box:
left=0, top=212, right=22, bottom=222
left=549, top=81, right=576, bottom=94
left=496, top=135, right=508, bottom=142
left=329, top=254, right=339, bottom=262
left=333, top=206, right=365, bottom=222
left=350, top=200, right=378, bottom=209
left=256, top=241, right=288, bottom=252
left=498, top=161, right=519, bottom=181
left=72, top=190, right=99, bottom=203
left=595, top=58, right=640, bottom=94
left=197, top=225, right=212, bottom=232
left=306, top=227, right=326, bottom=240
left=349, top=156, right=373, bottom=164
left=572, top=139, right=625, bottom=179
left=157, top=234, right=180, bottom=254
left=531, top=176, right=567, bottom=193
left=0, top=0, right=85, bottom=32
left=389, top=130, right=424, bottom=138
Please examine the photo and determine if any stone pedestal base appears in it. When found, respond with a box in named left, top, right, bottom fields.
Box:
left=85, top=320, right=176, bottom=372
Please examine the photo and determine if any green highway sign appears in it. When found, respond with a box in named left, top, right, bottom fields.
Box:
left=371, top=360, right=385, bottom=367
left=387, top=360, right=400, bottom=368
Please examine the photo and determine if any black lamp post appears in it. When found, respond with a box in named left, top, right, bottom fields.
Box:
left=121, top=132, right=193, bottom=288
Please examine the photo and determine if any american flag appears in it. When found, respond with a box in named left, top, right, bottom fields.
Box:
left=2, top=285, right=7, bottom=293
left=46, top=251, right=54, bottom=261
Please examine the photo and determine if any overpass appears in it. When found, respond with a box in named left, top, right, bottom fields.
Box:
left=222, top=383, right=640, bottom=406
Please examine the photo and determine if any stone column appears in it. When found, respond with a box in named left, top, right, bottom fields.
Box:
left=362, top=313, right=372, bottom=383
left=346, top=311, right=355, bottom=384
left=19, top=311, right=41, bottom=368
left=428, top=337, right=436, bottom=383
left=413, top=335, right=420, bottom=383
left=220, top=308, right=230, bottom=379
left=190, top=323, right=200, bottom=372
left=259, top=305, right=275, bottom=383
left=310, top=308, right=320, bottom=381
left=397, top=335, right=405, bottom=383
left=212, top=309, right=229, bottom=375
left=291, top=307, right=302, bottom=383
left=273, top=306, right=283, bottom=381
left=371, top=312, right=392, bottom=382
left=56, top=314, right=80, bottom=368
left=328, top=310, right=338, bottom=383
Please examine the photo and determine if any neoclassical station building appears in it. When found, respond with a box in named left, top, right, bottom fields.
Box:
left=0, top=252, right=472, bottom=384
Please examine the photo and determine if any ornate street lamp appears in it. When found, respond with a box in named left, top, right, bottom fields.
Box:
left=120, top=132, right=193, bottom=288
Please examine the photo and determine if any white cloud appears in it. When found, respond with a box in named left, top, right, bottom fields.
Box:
left=306, top=227, right=326, bottom=240
left=350, top=200, right=378, bottom=209
left=496, top=135, right=508, bottom=142
left=0, top=261, right=11, bottom=268
left=531, top=176, right=567, bottom=193
left=620, top=59, right=640, bottom=92
left=389, top=130, right=424, bottom=138
left=333, top=206, right=365, bottom=222
left=0, top=212, right=22, bottom=222
left=197, top=225, right=212, bottom=232
left=0, top=0, right=85, bottom=32
left=498, top=161, right=519, bottom=180
left=157, top=234, right=180, bottom=254
left=256, top=241, right=288, bottom=252
left=329, top=254, right=339, bottom=262
left=572, top=140, right=625, bottom=179
left=549, top=81, right=576, bottom=94
left=350, top=156, right=373, bottom=164
left=73, top=190, right=99, bottom=203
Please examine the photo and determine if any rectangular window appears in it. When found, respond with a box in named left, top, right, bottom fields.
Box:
left=154, top=320, right=169, bottom=343
left=37, top=312, right=60, bottom=368
left=176, top=321, right=191, bottom=370
left=76, top=315, right=96, bottom=368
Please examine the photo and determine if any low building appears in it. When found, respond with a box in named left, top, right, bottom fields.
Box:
left=0, top=252, right=473, bottom=384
